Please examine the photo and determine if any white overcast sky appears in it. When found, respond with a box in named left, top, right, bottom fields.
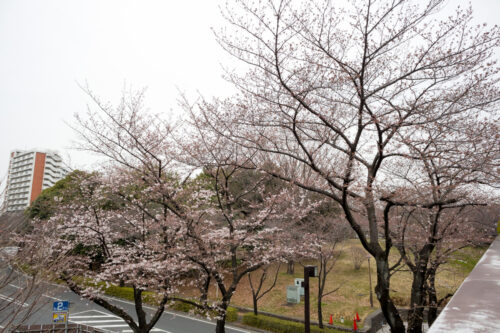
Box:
left=0, top=0, right=499, bottom=187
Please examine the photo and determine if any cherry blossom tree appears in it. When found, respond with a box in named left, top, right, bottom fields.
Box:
left=247, top=263, right=281, bottom=316
left=29, top=171, right=187, bottom=333
left=305, top=217, right=346, bottom=329
left=422, top=207, right=492, bottom=326
left=387, top=204, right=494, bottom=330
left=68, top=88, right=319, bottom=333
left=175, top=109, right=321, bottom=333
left=190, top=0, right=500, bottom=331
left=275, top=194, right=347, bottom=329
left=381, top=119, right=498, bottom=331
left=349, top=246, right=367, bottom=271
left=179, top=167, right=305, bottom=333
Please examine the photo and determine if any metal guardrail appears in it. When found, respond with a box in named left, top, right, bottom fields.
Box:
left=11, top=323, right=106, bottom=333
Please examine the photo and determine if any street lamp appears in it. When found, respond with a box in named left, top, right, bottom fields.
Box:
left=303, top=265, right=318, bottom=333
left=367, top=255, right=373, bottom=308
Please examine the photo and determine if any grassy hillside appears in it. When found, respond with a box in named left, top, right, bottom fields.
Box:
left=177, top=240, right=487, bottom=323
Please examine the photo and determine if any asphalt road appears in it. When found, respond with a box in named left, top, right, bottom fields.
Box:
left=0, top=272, right=258, bottom=333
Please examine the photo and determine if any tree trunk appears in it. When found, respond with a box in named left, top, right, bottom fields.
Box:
left=252, top=295, right=258, bottom=316
left=375, top=257, right=405, bottom=333
left=407, top=266, right=426, bottom=333
left=215, top=309, right=227, bottom=333
left=287, top=260, right=294, bottom=275
left=427, top=301, right=438, bottom=327
left=133, top=287, right=147, bottom=330
left=407, top=245, right=433, bottom=333
left=317, top=261, right=325, bottom=329
left=317, top=294, right=324, bottom=329
left=200, top=275, right=211, bottom=303
left=215, top=318, right=226, bottom=333
left=427, top=272, right=438, bottom=327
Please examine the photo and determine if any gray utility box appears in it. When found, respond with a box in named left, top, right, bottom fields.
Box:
left=294, top=278, right=305, bottom=296
left=286, top=285, right=301, bottom=304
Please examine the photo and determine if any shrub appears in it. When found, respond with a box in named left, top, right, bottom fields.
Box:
left=349, top=247, right=366, bottom=270
left=170, top=300, right=197, bottom=313
left=391, top=295, right=409, bottom=307
left=81, top=279, right=158, bottom=305
left=170, top=300, right=238, bottom=322
left=242, top=313, right=345, bottom=333
left=226, top=307, right=238, bottom=322
left=103, top=284, right=135, bottom=301
left=76, top=277, right=239, bottom=323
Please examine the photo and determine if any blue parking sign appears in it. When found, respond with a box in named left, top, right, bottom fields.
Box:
left=53, top=301, right=69, bottom=312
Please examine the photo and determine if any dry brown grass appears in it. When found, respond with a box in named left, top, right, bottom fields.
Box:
left=178, top=239, right=486, bottom=323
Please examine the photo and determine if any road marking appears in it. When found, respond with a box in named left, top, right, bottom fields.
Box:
left=72, top=320, right=124, bottom=324
left=69, top=310, right=168, bottom=333
left=0, top=290, right=256, bottom=333
left=42, top=294, right=60, bottom=300
left=122, top=329, right=170, bottom=333
left=101, top=295, right=254, bottom=333
left=71, top=315, right=119, bottom=319
left=222, top=325, right=255, bottom=333
left=72, top=310, right=118, bottom=316
left=0, top=293, right=28, bottom=307
left=102, top=295, right=210, bottom=322
left=57, top=297, right=252, bottom=333
left=102, top=295, right=156, bottom=310
left=10, top=283, right=61, bottom=301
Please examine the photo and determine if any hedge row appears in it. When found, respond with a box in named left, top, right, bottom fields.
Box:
left=170, top=301, right=238, bottom=322
left=79, top=278, right=238, bottom=323
left=99, top=283, right=238, bottom=323
left=242, top=313, right=346, bottom=333
left=102, top=284, right=157, bottom=304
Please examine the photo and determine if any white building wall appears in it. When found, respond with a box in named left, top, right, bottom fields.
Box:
left=4, top=150, right=68, bottom=212
left=6, top=151, right=35, bottom=212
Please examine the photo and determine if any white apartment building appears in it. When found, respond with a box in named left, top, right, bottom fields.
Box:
left=4, top=150, right=69, bottom=212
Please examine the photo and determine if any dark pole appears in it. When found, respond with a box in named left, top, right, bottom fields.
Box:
left=304, top=266, right=318, bottom=333
left=367, top=257, right=373, bottom=308
left=304, top=266, right=311, bottom=333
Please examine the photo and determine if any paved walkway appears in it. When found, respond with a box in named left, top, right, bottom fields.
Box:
left=428, top=236, right=500, bottom=332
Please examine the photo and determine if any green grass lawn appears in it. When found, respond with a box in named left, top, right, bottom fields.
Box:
left=448, top=247, right=485, bottom=272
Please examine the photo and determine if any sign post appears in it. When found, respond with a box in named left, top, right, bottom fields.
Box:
left=52, top=301, right=69, bottom=333
left=303, top=266, right=318, bottom=333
